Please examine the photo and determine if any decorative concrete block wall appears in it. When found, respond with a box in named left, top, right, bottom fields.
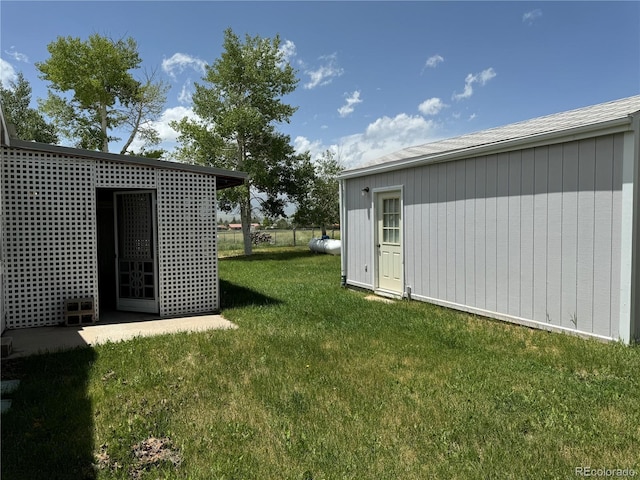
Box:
left=1, top=146, right=219, bottom=328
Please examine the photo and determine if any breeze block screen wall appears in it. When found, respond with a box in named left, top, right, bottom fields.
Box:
left=2, top=149, right=96, bottom=329
left=1, top=146, right=219, bottom=328
left=157, top=169, right=217, bottom=317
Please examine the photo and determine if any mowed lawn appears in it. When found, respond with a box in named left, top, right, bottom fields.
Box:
left=2, top=248, right=639, bottom=479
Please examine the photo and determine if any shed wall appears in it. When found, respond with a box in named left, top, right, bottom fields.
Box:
left=344, top=133, right=626, bottom=340
left=1, top=146, right=218, bottom=329
left=157, top=169, right=218, bottom=316
left=2, top=148, right=97, bottom=328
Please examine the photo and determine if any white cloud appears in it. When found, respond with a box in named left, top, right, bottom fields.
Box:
left=177, top=80, right=193, bottom=104
left=155, top=106, right=198, bottom=140
left=425, top=54, right=444, bottom=69
left=0, top=58, right=17, bottom=88
left=294, top=113, right=440, bottom=169
left=453, top=74, right=475, bottom=100
left=338, top=90, right=363, bottom=118
left=279, top=39, right=297, bottom=65
left=468, top=113, right=477, bottom=121
left=478, top=68, right=496, bottom=84
left=293, top=135, right=324, bottom=157
left=452, top=67, right=496, bottom=101
left=162, top=53, right=207, bottom=80
left=304, top=53, right=344, bottom=89
left=522, top=9, right=542, bottom=25
left=418, top=97, right=447, bottom=116
left=127, top=106, right=199, bottom=153
left=349, top=114, right=439, bottom=166
left=4, top=46, right=28, bottom=63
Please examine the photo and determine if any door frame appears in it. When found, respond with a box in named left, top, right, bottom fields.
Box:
left=372, top=185, right=404, bottom=297
left=114, top=190, right=160, bottom=313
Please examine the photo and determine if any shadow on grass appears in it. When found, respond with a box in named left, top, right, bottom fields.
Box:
left=1, top=348, right=96, bottom=479
left=219, top=279, right=283, bottom=309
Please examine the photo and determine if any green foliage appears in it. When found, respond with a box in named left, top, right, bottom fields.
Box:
left=126, top=148, right=167, bottom=159
left=172, top=28, right=310, bottom=254
left=0, top=72, right=58, bottom=143
left=36, top=34, right=166, bottom=153
left=293, top=149, right=343, bottom=233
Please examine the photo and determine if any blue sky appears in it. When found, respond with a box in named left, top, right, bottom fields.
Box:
left=1, top=1, right=639, bottom=169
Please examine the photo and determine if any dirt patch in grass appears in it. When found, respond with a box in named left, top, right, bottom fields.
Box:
left=131, top=437, right=182, bottom=477
left=94, top=437, right=182, bottom=478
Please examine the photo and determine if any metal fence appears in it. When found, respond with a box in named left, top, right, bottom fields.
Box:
left=217, top=228, right=340, bottom=252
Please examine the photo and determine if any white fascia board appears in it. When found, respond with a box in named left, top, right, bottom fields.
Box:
left=618, top=116, right=639, bottom=344
left=5, top=138, right=248, bottom=187
left=339, top=179, right=347, bottom=281
left=340, top=117, right=634, bottom=180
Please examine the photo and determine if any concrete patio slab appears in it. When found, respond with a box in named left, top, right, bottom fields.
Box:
left=1, top=314, right=237, bottom=359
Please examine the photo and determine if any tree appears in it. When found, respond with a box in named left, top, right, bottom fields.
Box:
left=0, top=72, right=58, bottom=143
left=275, top=217, right=290, bottom=230
left=36, top=34, right=166, bottom=153
left=173, top=28, right=310, bottom=255
left=293, top=150, right=343, bottom=236
left=119, top=71, right=170, bottom=155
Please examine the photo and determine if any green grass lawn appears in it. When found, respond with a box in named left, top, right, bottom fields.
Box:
left=2, top=248, right=639, bottom=479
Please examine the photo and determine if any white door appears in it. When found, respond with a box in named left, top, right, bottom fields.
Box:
left=376, top=191, right=403, bottom=294
left=114, top=191, right=159, bottom=313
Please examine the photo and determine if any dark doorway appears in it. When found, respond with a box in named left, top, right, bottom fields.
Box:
left=96, top=189, right=117, bottom=313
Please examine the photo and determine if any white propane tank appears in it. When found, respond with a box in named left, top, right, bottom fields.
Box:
left=308, top=238, right=341, bottom=255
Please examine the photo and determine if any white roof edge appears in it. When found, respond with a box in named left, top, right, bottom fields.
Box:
left=340, top=116, right=634, bottom=180
left=3, top=137, right=248, bottom=188
left=340, top=96, right=640, bottom=180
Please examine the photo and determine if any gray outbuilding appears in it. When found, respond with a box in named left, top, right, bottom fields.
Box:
left=339, top=96, right=640, bottom=343
left=1, top=108, right=247, bottom=332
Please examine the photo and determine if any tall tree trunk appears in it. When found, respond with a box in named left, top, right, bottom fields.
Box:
left=240, top=186, right=252, bottom=255
left=100, top=103, right=109, bottom=152
left=237, top=136, right=252, bottom=255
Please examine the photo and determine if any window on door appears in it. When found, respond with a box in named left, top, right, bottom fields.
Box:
left=382, top=197, right=401, bottom=244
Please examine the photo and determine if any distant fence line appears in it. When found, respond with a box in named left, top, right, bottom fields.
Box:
left=217, top=228, right=340, bottom=250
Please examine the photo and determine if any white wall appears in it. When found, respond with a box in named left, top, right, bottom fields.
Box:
left=1, top=146, right=219, bottom=328
left=344, top=132, right=631, bottom=341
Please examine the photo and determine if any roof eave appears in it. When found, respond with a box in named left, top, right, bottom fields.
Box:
left=4, top=138, right=247, bottom=189
left=339, top=116, right=635, bottom=180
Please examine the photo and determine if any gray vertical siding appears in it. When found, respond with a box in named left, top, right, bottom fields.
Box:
left=474, top=157, right=487, bottom=310
left=546, top=145, right=563, bottom=325
left=344, top=133, right=626, bottom=340
left=533, top=148, right=548, bottom=323
left=520, top=150, right=535, bottom=321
